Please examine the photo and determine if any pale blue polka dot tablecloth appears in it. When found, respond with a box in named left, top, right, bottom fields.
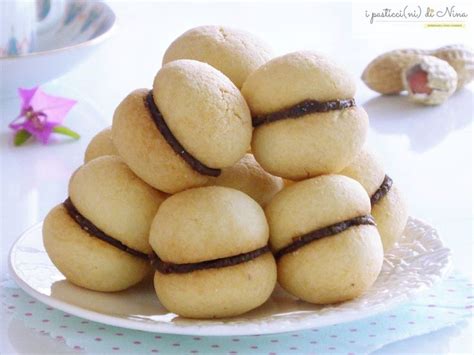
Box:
left=1, top=273, right=472, bottom=354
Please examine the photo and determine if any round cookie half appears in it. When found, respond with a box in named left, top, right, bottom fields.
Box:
left=206, top=153, right=284, bottom=206
left=265, top=175, right=383, bottom=304
left=69, top=156, right=168, bottom=255
left=43, top=204, right=149, bottom=292
left=163, top=25, right=273, bottom=88
left=153, top=252, right=276, bottom=319
left=112, top=89, right=208, bottom=194
left=84, top=127, right=118, bottom=163
left=153, top=59, right=252, bottom=168
left=339, top=149, right=408, bottom=251
left=149, top=186, right=277, bottom=318
left=242, top=51, right=368, bottom=179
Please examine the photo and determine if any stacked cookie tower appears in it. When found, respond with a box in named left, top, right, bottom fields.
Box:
left=43, top=25, right=408, bottom=319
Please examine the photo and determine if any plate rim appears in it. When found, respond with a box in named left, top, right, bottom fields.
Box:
left=8, top=217, right=452, bottom=336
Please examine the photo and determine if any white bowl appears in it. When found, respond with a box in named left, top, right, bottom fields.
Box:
left=0, top=0, right=116, bottom=98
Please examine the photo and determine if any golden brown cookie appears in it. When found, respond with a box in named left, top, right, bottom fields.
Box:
left=43, top=156, right=168, bottom=292
left=84, top=127, right=118, bottom=163
left=149, top=186, right=277, bottom=318
left=266, top=175, right=383, bottom=304
left=241, top=51, right=368, bottom=180
left=163, top=25, right=273, bottom=88
left=339, top=149, right=408, bottom=251
left=207, top=153, right=284, bottom=206
left=113, top=60, right=252, bottom=193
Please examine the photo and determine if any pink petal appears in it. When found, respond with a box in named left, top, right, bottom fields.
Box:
left=18, top=87, right=39, bottom=109
left=22, top=120, right=58, bottom=144
left=9, top=117, right=26, bottom=131
left=21, top=120, right=40, bottom=134
left=37, top=122, right=57, bottom=144
left=30, top=90, right=76, bottom=125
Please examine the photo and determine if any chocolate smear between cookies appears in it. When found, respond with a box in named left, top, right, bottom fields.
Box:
left=145, top=90, right=221, bottom=177
left=274, top=215, right=376, bottom=260
left=370, top=175, right=393, bottom=206
left=63, top=197, right=148, bottom=260
left=252, top=98, right=356, bottom=127
left=150, top=245, right=270, bottom=274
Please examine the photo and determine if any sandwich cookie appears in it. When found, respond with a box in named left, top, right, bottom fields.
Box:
left=207, top=153, right=284, bottom=207
left=149, top=186, right=277, bottom=318
left=163, top=25, right=273, bottom=88
left=112, top=60, right=252, bottom=193
left=266, top=175, right=383, bottom=304
left=43, top=156, right=168, bottom=292
left=241, top=51, right=369, bottom=180
left=84, top=127, right=118, bottom=163
left=339, top=149, right=408, bottom=251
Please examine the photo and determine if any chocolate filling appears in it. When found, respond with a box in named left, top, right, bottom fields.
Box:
left=370, top=175, right=393, bottom=206
left=252, top=98, right=356, bottom=127
left=145, top=90, right=221, bottom=177
left=63, top=198, right=148, bottom=260
left=274, top=215, right=376, bottom=260
left=150, top=245, right=270, bottom=274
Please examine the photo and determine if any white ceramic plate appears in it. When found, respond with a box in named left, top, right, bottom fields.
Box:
left=9, top=217, right=451, bottom=336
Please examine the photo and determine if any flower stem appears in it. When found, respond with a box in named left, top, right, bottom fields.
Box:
left=53, top=125, right=80, bottom=139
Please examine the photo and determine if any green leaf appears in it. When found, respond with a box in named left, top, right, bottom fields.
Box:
left=53, top=125, right=80, bottom=139
left=14, top=130, right=32, bottom=146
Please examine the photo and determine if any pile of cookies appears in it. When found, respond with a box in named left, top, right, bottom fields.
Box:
left=43, top=25, right=408, bottom=319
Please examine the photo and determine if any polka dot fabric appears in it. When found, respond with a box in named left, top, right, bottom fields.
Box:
left=1, top=274, right=472, bottom=354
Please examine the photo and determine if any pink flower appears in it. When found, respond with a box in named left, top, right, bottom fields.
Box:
left=9, top=87, right=79, bottom=145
